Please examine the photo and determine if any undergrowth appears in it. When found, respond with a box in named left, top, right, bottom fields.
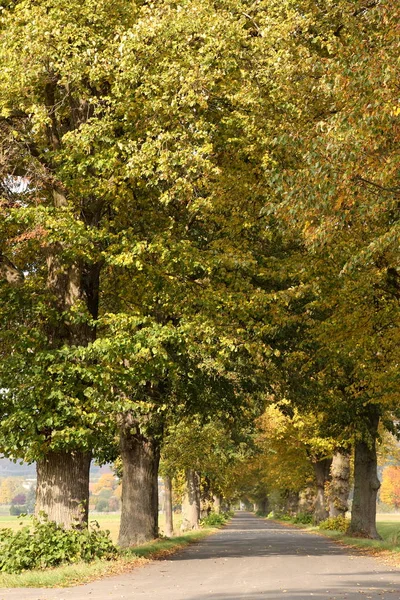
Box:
left=319, top=515, right=350, bottom=532
left=200, top=511, right=232, bottom=527
left=0, top=515, right=116, bottom=574
left=0, top=513, right=228, bottom=587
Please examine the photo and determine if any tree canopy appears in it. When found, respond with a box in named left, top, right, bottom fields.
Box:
left=0, top=0, right=398, bottom=540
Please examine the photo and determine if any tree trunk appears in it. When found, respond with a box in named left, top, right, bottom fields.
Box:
left=164, top=475, right=174, bottom=537
left=349, top=413, right=381, bottom=539
left=181, top=469, right=201, bottom=530
left=260, top=497, right=269, bottom=515
left=118, top=425, right=160, bottom=547
left=35, top=450, right=91, bottom=528
left=0, top=253, right=24, bottom=284
left=213, top=494, right=222, bottom=514
left=254, top=497, right=269, bottom=515
left=313, top=457, right=332, bottom=523
left=298, top=486, right=316, bottom=514
left=200, top=475, right=212, bottom=518
left=284, top=490, right=299, bottom=515
left=38, top=193, right=101, bottom=529
left=328, top=449, right=351, bottom=518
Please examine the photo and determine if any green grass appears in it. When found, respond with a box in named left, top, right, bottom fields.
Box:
left=313, top=521, right=400, bottom=563
left=316, top=521, right=400, bottom=548
left=0, top=527, right=215, bottom=588
left=271, top=513, right=400, bottom=564
left=376, top=521, right=400, bottom=545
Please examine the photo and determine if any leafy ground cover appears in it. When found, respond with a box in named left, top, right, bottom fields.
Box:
left=0, top=515, right=219, bottom=588
left=0, top=512, right=183, bottom=543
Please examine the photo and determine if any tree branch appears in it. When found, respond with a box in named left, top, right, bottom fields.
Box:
left=353, top=2, right=379, bottom=18
left=0, top=254, right=24, bottom=284
left=354, top=176, right=400, bottom=195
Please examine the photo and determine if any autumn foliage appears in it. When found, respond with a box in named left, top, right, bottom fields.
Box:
left=380, top=467, right=400, bottom=509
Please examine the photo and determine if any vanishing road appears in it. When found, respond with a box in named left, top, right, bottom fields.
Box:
left=1, top=512, right=399, bottom=600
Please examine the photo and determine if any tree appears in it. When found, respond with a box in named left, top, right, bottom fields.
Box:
left=380, top=467, right=400, bottom=509
left=11, top=493, right=26, bottom=505
left=0, top=0, right=138, bottom=527
left=1, top=0, right=270, bottom=535
left=247, top=0, right=400, bottom=537
left=92, top=473, right=118, bottom=495
left=0, top=478, right=24, bottom=505
left=2, top=0, right=396, bottom=543
left=163, top=475, right=174, bottom=537
left=327, top=449, right=351, bottom=518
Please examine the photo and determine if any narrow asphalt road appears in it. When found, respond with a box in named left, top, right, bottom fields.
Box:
left=1, top=512, right=399, bottom=600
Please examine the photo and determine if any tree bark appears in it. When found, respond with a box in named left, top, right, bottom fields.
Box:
left=254, top=497, right=269, bottom=515
left=328, top=449, right=351, bottom=518
left=118, top=424, right=160, bottom=547
left=164, top=475, right=174, bottom=537
left=35, top=450, right=91, bottom=528
left=298, top=486, right=316, bottom=514
left=0, top=254, right=24, bottom=285
left=37, top=194, right=101, bottom=528
left=349, top=413, right=381, bottom=539
left=181, top=469, right=201, bottom=530
left=283, top=490, right=299, bottom=515
left=313, top=457, right=332, bottom=523
left=213, top=494, right=222, bottom=514
left=200, top=475, right=212, bottom=518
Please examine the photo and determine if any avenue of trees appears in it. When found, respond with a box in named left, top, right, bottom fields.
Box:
left=0, top=0, right=399, bottom=546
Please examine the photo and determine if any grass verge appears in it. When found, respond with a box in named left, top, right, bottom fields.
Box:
left=313, top=525, right=400, bottom=567
left=0, top=528, right=215, bottom=588
left=270, top=517, right=400, bottom=567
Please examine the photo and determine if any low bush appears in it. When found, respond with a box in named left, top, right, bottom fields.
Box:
left=319, top=515, right=350, bottom=532
left=9, top=504, right=27, bottom=516
left=0, top=515, right=117, bottom=574
left=293, top=512, right=313, bottom=525
left=95, top=498, right=110, bottom=513
left=267, top=511, right=292, bottom=521
left=200, top=512, right=230, bottom=527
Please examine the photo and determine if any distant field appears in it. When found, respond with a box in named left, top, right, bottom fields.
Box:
left=376, top=513, right=400, bottom=522
left=376, top=514, right=400, bottom=545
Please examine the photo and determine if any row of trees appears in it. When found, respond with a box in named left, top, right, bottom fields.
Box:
left=0, top=0, right=399, bottom=544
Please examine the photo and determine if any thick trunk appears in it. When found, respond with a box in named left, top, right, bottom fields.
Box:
left=283, top=490, right=299, bottom=515
left=298, top=486, right=316, bottom=514
left=254, top=497, right=269, bottom=515
left=164, top=475, right=174, bottom=537
left=349, top=414, right=381, bottom=539
left=313, top=457, right=332, bottom=523
left=213, top=494, right=222, bottom=514
left=200, top=476, right=212, bottom=518
left=0, top=254, right=24, bottom=285
left=328, top=449, right=351, bottom=518
left=118, top=426, right=160, bottom=547
left=40, top=204, right=100, bottom=528
left=181, top=469, right=201, bottom=530
left=35, top=450, right=91, bottom=528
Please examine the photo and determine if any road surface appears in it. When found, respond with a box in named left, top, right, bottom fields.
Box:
left=1, top=512, right=399, bottom=600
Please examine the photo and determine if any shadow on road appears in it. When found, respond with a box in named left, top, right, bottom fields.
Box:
left=171, top=512, right=346, bottom=561
left=183, top=577, right=400, bottom=600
